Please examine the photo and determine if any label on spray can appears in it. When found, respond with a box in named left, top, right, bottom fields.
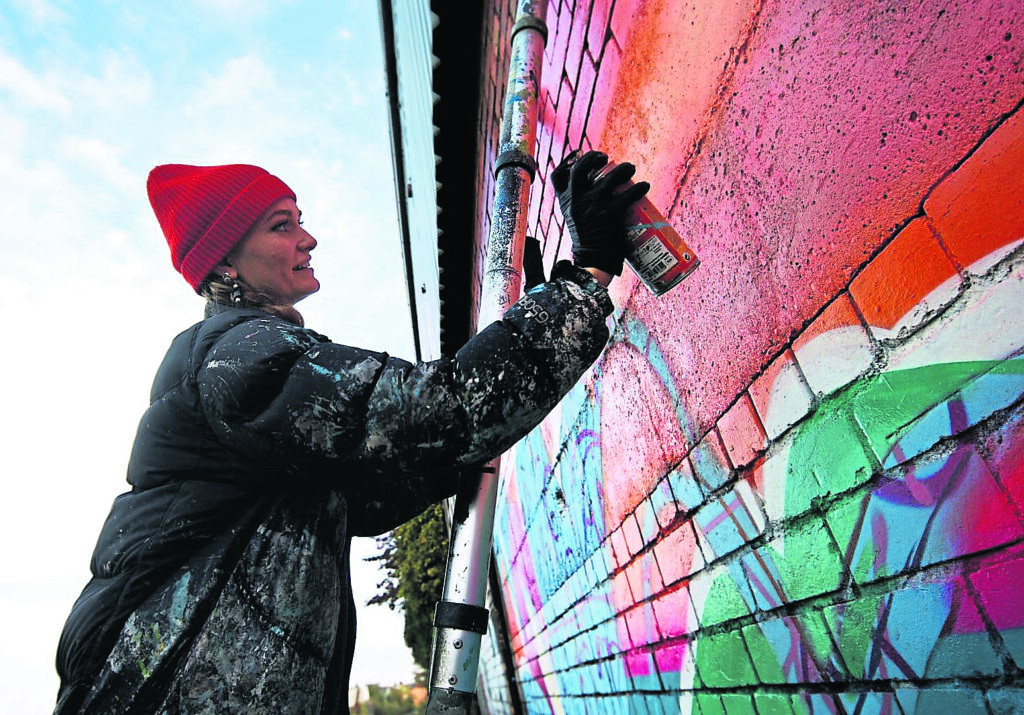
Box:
left=599, top=160, right=699, bottom=296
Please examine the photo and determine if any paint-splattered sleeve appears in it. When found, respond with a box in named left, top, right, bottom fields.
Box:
left=355, top=262, right=613, bottom=473
left=197, top=262, right=613, bottom=487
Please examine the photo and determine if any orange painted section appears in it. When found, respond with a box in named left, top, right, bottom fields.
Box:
left=849, top=218, right=959, bottom=330
left=926, top=109, right=1024, bottom=269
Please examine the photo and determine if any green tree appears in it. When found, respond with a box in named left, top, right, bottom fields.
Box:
left=367, top=503, right=449, bottom=671
left=363, top=684, right=416, bottom=715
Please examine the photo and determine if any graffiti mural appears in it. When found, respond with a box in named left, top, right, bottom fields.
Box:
left=729, top=250, right=1024, bottom=714
left=470, top=0, right=1024, bottom=712
left=488, top=117, right=1023, bottom=713
left=489, top=240, right=1023, bottom=713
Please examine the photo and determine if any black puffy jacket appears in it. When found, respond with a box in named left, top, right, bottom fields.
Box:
left=55, top=262, right=613, bottom=713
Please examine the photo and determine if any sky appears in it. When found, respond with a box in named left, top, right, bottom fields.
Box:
left=0, top=1, right=422, bottom=710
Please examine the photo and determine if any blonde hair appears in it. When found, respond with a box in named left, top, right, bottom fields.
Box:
left=199, top=274, right=305, bottom=327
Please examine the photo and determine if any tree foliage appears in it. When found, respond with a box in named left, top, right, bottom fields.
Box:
left=361, top=683, right=417, bottom=714
left=366, top=503, right=449, bottom=671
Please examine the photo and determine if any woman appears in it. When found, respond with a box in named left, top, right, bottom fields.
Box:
left=55, top=152, right=647, bottom=713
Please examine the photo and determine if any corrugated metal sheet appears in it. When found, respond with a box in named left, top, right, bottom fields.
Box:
left=380, top=0, right=441, bottom=360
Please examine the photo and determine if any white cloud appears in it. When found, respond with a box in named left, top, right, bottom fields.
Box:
left=9, top=0, right=69, bottom=26
left=60, top=136, right=139, bottom=194
left=189, top=53, right=277, bottom=109
left=173, top=54, right=310, bottom=162
left=185, top=0, right=298, bottom=23
left=0, top=50, right=72, bottom=113
left=0, top=107, right=29, bottom=156
left=71, top=48, right=153, bottom=111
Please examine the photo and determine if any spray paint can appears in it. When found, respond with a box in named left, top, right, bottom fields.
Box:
left=622, top=193, right=699, bottom=295
left=605, top=162, right=699, bottom=296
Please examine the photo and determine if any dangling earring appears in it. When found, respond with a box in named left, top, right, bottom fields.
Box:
left=223, top=273, right=242, bottom=305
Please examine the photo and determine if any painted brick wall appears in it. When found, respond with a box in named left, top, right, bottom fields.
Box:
left=471, top=0, right=1024, bottom=712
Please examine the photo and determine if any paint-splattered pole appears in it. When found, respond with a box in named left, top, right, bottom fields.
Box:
left=425, top=1, right=549, bottom=712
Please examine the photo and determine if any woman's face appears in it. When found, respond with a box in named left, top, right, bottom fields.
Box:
left=221, top=197, right=320, bottom=307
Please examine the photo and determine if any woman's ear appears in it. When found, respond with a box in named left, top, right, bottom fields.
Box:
left=213, top=257, right=234, bottom=277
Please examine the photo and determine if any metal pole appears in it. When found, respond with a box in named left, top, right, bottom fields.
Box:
left=426, top=2, right=548, bottom=712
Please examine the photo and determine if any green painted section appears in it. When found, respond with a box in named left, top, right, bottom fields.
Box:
left=696, top=567, right=755, bottom=628
left=694, top=630, right=757, bottom=688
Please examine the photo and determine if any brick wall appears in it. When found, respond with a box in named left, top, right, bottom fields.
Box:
left=472, top=0, right=1024, bottom=711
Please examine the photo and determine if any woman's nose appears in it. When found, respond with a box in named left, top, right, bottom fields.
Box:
left=300, top=230, right=317, bottom=251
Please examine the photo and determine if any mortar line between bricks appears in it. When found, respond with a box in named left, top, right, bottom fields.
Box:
left=962, top=572, right=1024, bottom=678
left=818, top=484, right=862, bottom=600
left=719, top=394, right=770, bottom=475
left=917, top=96, right=1024, bottom=211
left=513, top=664, right=1016, bottom=698
left=980, top=401, right=1024, bottom=534
left=926, top=212, right=973, bottom=277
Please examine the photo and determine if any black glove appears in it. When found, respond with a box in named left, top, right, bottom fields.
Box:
left=522, top=235, right=546, bottom=290
left=550, top=149, right=650, bottom=276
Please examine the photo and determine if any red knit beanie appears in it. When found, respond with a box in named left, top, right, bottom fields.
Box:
left=147, top=163, right=296, bottom=291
